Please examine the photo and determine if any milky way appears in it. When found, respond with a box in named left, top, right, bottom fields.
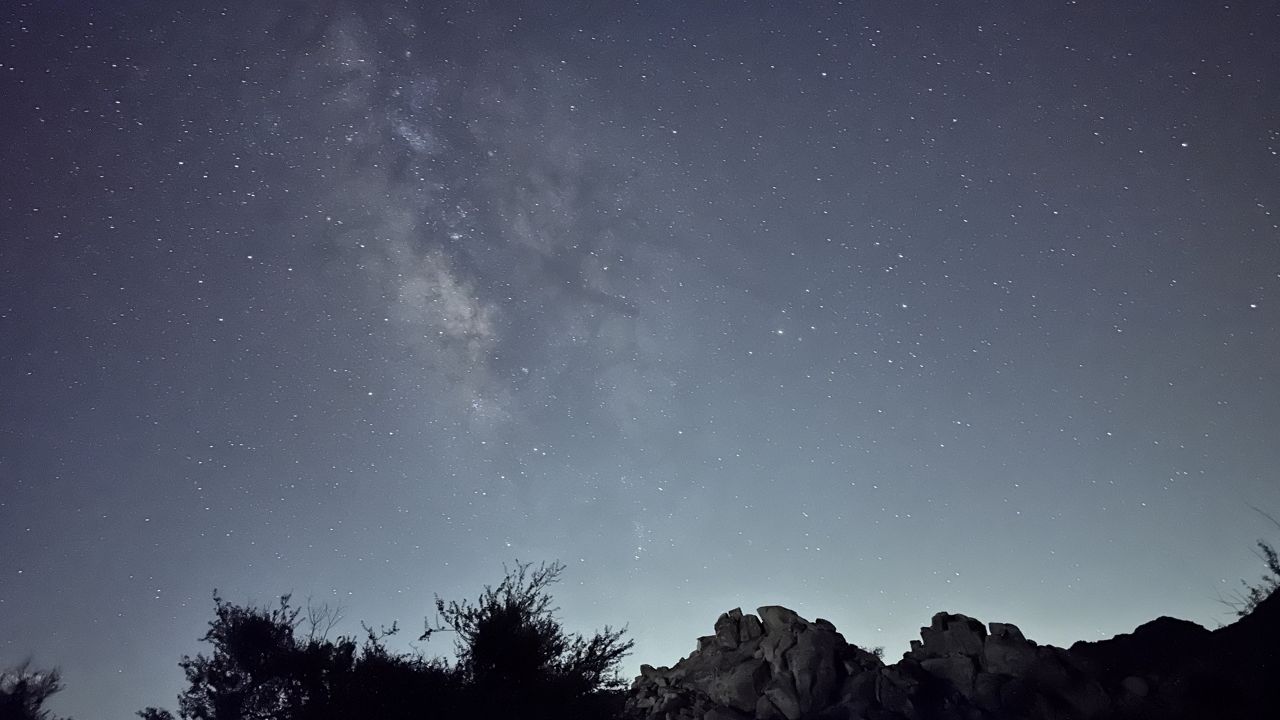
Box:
left=2, top=3, right=1278, bottom=718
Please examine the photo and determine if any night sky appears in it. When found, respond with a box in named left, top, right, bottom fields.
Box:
left=2, top=2, right=1279, bottom=718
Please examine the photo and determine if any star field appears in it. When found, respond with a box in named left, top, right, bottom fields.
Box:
left=1, top=2, right=1278, bottom=718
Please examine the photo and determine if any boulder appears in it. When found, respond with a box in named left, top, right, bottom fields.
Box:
left=627, top=605, right=877, bottom=720
left=715, top=608, right=744, bottom=649
left=920, top=655, right=976, bottom=693
left=626, top=596, right=1280, bottom=720
left=983, top=621, right=1037, bottom=675
left=912, top=612, right=987, bottom=660
left=787, top=619, right=843, bottom=712
left=761, top=674, right=803, bottom=720
left=708, top=657, right=770, bottom=712
left=739, top=613, right=765, bottom=643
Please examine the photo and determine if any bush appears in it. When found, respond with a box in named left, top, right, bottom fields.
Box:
left=1224, top=507, right=1280, bottom=618
left=147, top=561, right=631, bottom=720
left=157, top=592, right=456, bottom=720
left=423, top=560, right=633, bottom=718
left=1229, top=540, right=1280, bottom=618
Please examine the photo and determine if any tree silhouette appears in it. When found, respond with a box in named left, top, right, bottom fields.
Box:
left=174, top=593, right=313, bottom=720
left=147, top=561, right=631, bottom=719
left=423, top=560, right=633, bottom=718
left=0, top=662, right=65, bottom=720
left=159, top=592, right=457, bottom=720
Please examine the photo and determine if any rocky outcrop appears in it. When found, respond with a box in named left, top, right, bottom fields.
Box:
left=626, top=594, right=1280, bottom=720
left=628, top=606, right=880, bottom=720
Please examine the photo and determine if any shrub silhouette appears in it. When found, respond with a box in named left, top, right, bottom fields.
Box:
left=146, top=561, right=630, bottom=720
left=156, top=592, right=460, bottom=720
left=423, top=560, right=633, bottom=718
left=1230, top=539, right=1280, bottom=617
left=0, top=662, right=65, bottom=720
left=1223, top=507, right=1280, bottom=618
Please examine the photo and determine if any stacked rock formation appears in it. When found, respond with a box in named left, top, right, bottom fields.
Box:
left=626, top=591, right=1280, bottom=720
left=627, top=606, right=881, bottom=720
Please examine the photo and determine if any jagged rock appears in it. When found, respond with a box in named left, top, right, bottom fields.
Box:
left=716, top=608, right=745, bottom=649
left=758, top=605, right=803, bottom=633
left=761, top=676, right=803, bottom=720
left=983, top=621, right=1037, bottom=675
left=755, top=606, right=846, bottom=717
left=911, top=612, right=987, bottom=660
left=872, top=664, right=920, bottom=717
left=740, top=613, right=765, bottom=643
left=754, top=694, right=785, bottom=720
left=712, top=657, right=770, bottom=712
left=627, top=605, right=882, bottom=720
left=919, top=655, right=976, bottom=693
left=626, top=596, right=1280, bottom=720
left=834, top=667, right=876, bottom=711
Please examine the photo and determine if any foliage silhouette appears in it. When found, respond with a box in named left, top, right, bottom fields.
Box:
left=422, top=560, right=633, bottom=718
left=0, top=662, right=65, bottom=720
left=155, top=591, right=458, bottom=720
left=1222, top=507, right=1280, bottom=618
left=146, top=561, right=631, bottom=720
left=1228, top=540, right=1280, bottom=617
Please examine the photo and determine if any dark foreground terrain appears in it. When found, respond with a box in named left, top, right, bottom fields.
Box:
left=626, top=591, right=1280, bottom=720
